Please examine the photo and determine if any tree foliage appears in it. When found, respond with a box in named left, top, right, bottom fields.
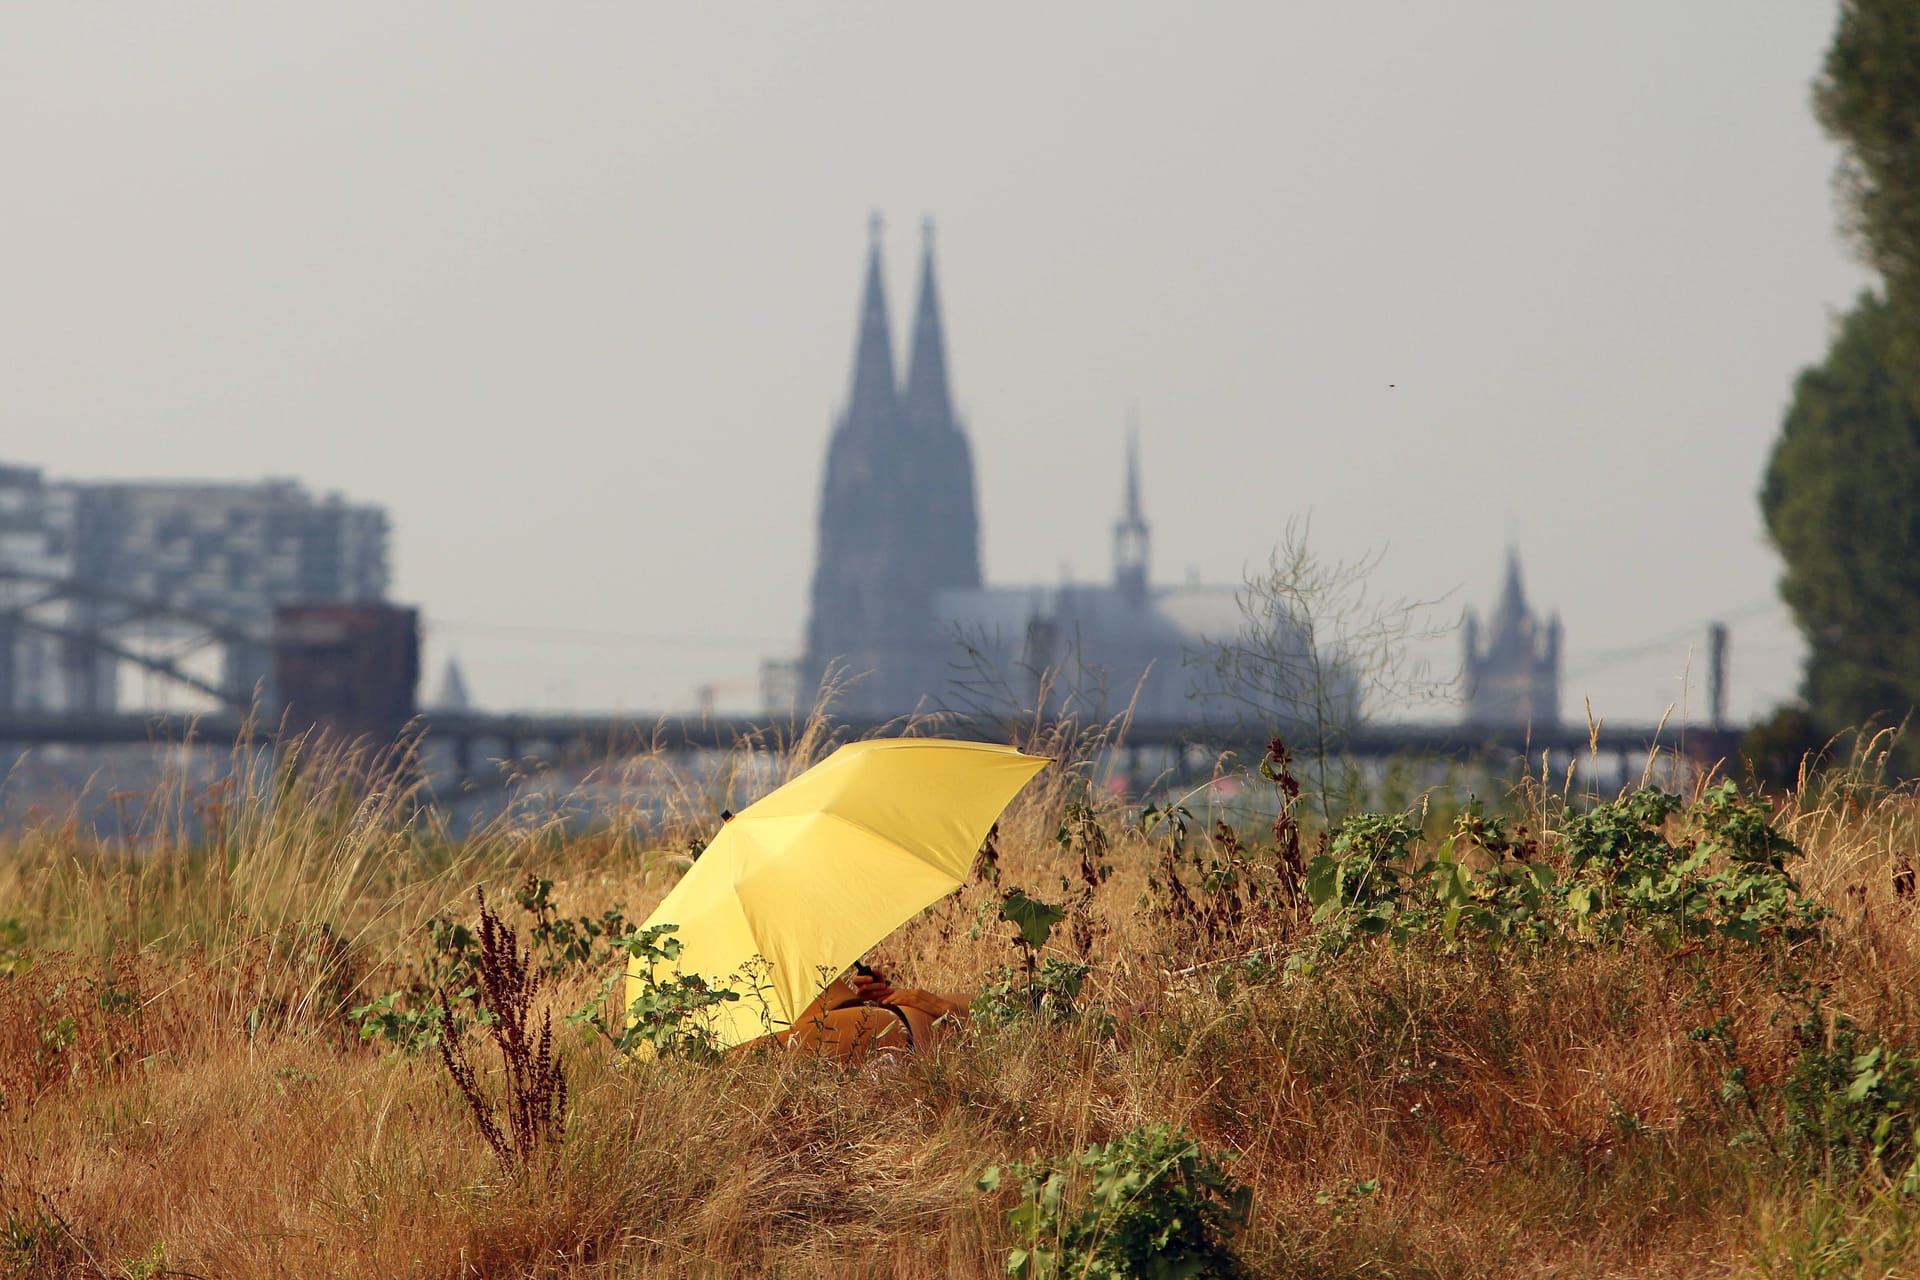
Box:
left=1816, top=0, right=1920, bottom=312
left=1762, top=295, right=1920, bottom=749
left=1762, top=3, right=1920, bottom=763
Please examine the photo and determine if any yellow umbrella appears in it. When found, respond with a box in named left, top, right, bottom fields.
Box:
left=626, top=738, right=1049, bottom=1048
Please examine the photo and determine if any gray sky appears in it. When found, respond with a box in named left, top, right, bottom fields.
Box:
left=2, top=4, right=1871, bottom=724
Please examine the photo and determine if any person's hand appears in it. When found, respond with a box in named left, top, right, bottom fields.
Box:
left=851, top=967, right=895, bottom=1004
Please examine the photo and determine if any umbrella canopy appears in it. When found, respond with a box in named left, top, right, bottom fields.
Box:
left=626, top=738, right=1048, bottom=1048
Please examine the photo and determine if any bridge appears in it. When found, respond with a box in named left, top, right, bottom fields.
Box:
left=0, top=708, right=1744, bottom=786
left=0, top=566, right=270, bottom=713
left=0, top=577, right=1747, bottom=791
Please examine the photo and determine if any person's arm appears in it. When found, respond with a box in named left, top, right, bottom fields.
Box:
left=852, top=967, right=969, bottom=1022
left=884, top=987, right=970, bottom=1021
left=784, top=975, right=861, bottom=1034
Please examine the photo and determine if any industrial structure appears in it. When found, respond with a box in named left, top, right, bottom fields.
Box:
left=0, top=463, right=389, bottom=713
left=273, top=602, right=420, bottom=742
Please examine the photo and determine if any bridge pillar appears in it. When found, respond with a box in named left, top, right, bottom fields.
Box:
left=453, top=732, right=475, bottom=784
left=58, top=632, right=121, bottom=714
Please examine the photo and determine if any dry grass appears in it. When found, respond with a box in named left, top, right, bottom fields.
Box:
left=3, top=725, right=1920, bottom=1278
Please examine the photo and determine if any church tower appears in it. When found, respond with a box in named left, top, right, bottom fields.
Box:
left=903, top=217, right=983, bottom=594
left=1113, top=417, right=1150, bottom=605
left=803, top=214, right=986, bottom=716
left=804, top=214, right=919, bottom=714
left=1462, top=548, right=1561, bottom=728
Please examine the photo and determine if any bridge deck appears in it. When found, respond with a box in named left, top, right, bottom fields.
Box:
left=0, top=710, right=1742, bottom=764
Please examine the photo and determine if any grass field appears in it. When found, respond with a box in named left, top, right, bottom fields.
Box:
left=3, top=725, right=1919, bottom=1278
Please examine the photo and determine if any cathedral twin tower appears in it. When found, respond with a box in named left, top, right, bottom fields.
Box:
left=803, top=216, right=983, bottom=715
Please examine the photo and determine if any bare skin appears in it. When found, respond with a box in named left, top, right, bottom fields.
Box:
left=754, top=965, right=971, bottom=1063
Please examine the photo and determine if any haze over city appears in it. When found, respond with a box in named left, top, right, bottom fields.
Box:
left=3, top=4, right=1870, bottom=722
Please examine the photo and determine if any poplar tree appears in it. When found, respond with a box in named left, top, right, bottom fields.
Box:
left=1760, top=0, right=1920, bottom=764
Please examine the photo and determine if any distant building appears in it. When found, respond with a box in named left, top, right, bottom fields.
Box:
left=0, top=465, right=389, bottom=712
left=934, top=430, right=1337, bottom=726
left=0, top=465, right=81, bottom=711
left=798, top=218, right=1328, bottom=728
left=1462, top=550, right=1561, bottom=728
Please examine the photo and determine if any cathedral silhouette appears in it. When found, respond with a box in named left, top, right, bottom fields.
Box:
left=801, top=214, right=983, bottom=715
left=798, top=216, right=1320, bottom=726
left=795, top=216, right=1560, bottom=730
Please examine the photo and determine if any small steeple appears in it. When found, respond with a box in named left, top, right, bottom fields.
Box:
left=1122, top=417, right=1144, bottom=525
left=845, top=210, right=897, bottom=429
left=1492, top=544, right=1529, bottom=634
left=432, top=656, right=472, bottom=712
left=904, top=216, right=953, bottom=429
left=1113, top=412, right=1151, bottom=604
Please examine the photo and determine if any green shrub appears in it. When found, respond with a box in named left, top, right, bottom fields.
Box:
left=571, top=923, right=743, bottom=1063
left=1292, top=784, right=1820, bottom=962
left=354, top=874, right=631, bottom=1052
left=980, top=1122, right=1251, bottom=1279
left=973, top=888, right=1098, bottom=1028
left=1423, top=800, right=1557, bottom=947
left=1562, top=784, right=1823, bottom=944
left=1785, top=1010, right=1920, bottom=1191
left=1303, top=810, right=1422, bottom=947
left=974, top=956, right=1091, bottom=1028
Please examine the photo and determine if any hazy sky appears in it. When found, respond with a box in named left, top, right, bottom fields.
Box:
left=2, top=4, right=1871, bottom=724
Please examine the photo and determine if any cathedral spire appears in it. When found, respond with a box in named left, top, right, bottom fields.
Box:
left=845, top=210, right=897, bottom=429
left=902, top=214, right=982, bottom=592
left=1493, top=544, right=1528, bottom=634
left=1114, top=412, right=1150, bottom=604
left=1122, top=416, right=1144, bottom=525
left=903, top=216, right=953, bottom=429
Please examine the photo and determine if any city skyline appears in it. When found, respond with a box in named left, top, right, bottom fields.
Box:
left=2, top=4, right=1869, bottom=722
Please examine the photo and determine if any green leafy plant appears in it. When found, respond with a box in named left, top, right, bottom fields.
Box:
left=354, top=875, right=631, bottom=1052
left=570, top=923, right=743, bottom=1063
left=1291, top=783, right=1820, bottom=964
left=351, top=914, right=478, bottom=1052
left=1002, top=888, right=1069, bottom=953
left=979, top=1122, right=1251, bottom=1279
left=437, top=888, right=568, bottom=1175
left=973, top=889, right=1093, bottom=1027
left=974, top=957, right=1092, bottom=1029
left=1303, top=810, right=1422, bottom=947
left=1784, top=1008, right=1920, bottom=1191
left=1562, top=784, right=1824, bottom=944
left=1423, top=800, right=1556, bottom=948
left=1691, top=781, right=1828, bottom=942
left=514, top=874, right=633, bottom=978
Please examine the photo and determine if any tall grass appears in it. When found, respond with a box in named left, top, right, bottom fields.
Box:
left=2, top=718, right=1919, bottom=1278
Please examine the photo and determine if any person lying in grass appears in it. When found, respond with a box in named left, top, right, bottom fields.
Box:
left=757, top=961, right=969, bottom=1062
